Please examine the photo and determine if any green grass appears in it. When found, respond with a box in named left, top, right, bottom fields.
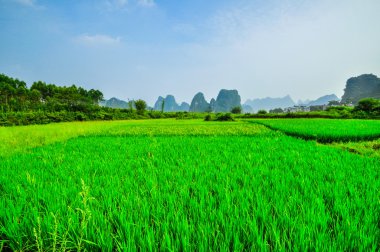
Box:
left=249, top=118, right=380, bottom=142
left=1, top=120, right=379, bottom=251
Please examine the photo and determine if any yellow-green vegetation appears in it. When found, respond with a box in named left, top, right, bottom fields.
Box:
left=0, top=119, right=268, bottom=157
left=0, top=120, right=117, bottom=157
left=1, top=119, right=379, bottom=251
left=330, top=139, right=380, bottom=158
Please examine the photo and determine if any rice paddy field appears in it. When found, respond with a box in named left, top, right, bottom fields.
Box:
left=250, top=118, right=380, bottom=142
left=1, top=119, right=379, bottom=251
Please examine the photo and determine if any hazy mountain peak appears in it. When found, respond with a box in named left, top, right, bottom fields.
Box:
left=244, top=95, right=295, bottom=112
left=153, top=95, right=188, bottom=112
left=341, top=74, right=380, bottom=104
left=307, top=94, right=339, bottom=106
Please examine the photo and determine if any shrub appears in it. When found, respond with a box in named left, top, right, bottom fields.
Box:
left=216, top=113, right=234, bottom=121
left=257, top=110, right=267, bottom=115
left=354, top=98, right=380, bottom=113
left=204, top=114, right=212, bottom=121
left=75, top=112, right=88, bottom=121
left=269, top=108, right=284, bottom=113
left=231, top=106, right=242, bottom=114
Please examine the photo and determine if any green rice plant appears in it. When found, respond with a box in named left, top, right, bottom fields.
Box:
left=50, top=212, right=59, bottom=252
left=1, top=127, right=379, bottom=251
left=33, top=217, right=43, bottom=252
left=75, top=179, right=96, bottom=252
left=0, top=119, right=270, bottom=157
left=249, top=118, right=380, bottom=142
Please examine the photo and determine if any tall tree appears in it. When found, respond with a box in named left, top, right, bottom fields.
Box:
left=135, top=99, right=147, bottom=115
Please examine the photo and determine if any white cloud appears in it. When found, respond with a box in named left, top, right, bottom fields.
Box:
left=137, top=0, right=155, bottom=8
left=74, top=34, right=122, bottom=46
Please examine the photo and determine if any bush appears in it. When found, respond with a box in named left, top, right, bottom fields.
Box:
left=231, top=106, right=242, bottom=114
left=269, top=108, right=284, bottom=113
left=204, top=114, right=212, bottom=121
left=354, top=98, right=380, bottom=113
left=216, top=113, right=234, bottom=121
left=75, top=112, right=88, bottom=121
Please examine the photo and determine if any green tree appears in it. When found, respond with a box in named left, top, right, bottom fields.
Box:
left=161, top=99, right=165, bottom=113
left=31, top=81, right=50, bottom=103
left=135, top=99, right=147, bottom=115
left=269, top=108, right=284, bottom=113
left=231, top=106, right=242, bottom=114
left=355, top=98, right=380, bottom=113
left=328, top=100, right=340, bottom=106
left=29, top=89, right=42, bottom=110
left=88, top=89, right=104, bottom=104
left=0, top=82, right=15, bottom=112
left=128, top=99, right=134, bottom=111
left=15, top=86, right=28, bottom=111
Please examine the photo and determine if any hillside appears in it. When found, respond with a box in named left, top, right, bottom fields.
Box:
left=307, top=94, right=339, bottom=106
left=341, top=74, right=380, bottom=104
left=190, top=89, right=242, bottom=112
left=101, top=97, right=129, bottom=109
left=153, top=95, right=189, bottom=112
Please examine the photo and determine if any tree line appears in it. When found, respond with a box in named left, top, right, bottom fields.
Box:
left=0, top=73, right=209, bottom=126
left=0, top=73, right=103, bottom=113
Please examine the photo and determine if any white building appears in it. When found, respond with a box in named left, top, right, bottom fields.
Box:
left=284, top=105, right=310, bottom=113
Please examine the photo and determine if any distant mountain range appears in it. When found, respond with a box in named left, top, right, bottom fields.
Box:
left=100, top=73, right=380, bottom=111
left=243, top=94, right=340, bottom=112
left=101, top=93, right=340, bottom=112
left=304, top=94, right=339, bottom=106
left=100, top=97, right=129, bottom=109
left=154, top=89, right=241, bottom=113
left=244, top=95, right=295, bottom=113
left=101, top=90, right=242, bottom=112
left=101, top=93, right=339, bottom=112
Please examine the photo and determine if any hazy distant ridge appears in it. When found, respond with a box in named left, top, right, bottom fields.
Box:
left=100, top=97, right=129, bottom=109
left=244, top=95, right=295, bottom=112
left=100, top=74, right=380, bottom=111
left=305, top=94, right=339, bottom=106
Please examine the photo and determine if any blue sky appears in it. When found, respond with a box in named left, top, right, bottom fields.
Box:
left=1, top=0, right=380, bottom=105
